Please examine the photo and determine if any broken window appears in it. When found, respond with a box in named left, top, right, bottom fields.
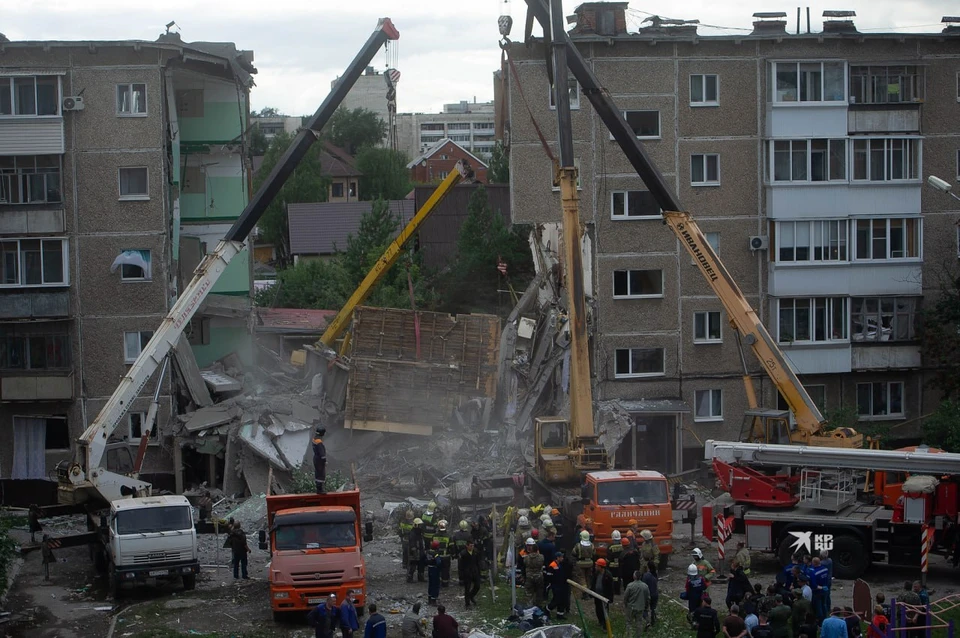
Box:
left=117, top=83, right=147, bottom=115
left=119, top=166, right=149, bottom=199
left=614, top=347, right=665, bottom=377
left=0, top=325, right=70, bottom=370
left=129, top=412, right=158, bottom=443
left=549, top=76, right=580, bottom=110
left=610, top=190, right=660, bottom=219
left=623, top=111, right=660, bottom=138
left=0, top=155, right=63, bottom=205
left=111, top=249, right=151, bottom=281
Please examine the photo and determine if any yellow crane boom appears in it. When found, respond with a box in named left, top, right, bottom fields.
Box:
left=318, top=160, right=474, bottom=349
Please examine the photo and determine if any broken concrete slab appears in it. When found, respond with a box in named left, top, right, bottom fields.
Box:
left=239, top=422, right=287, bottom=470
left=201, top=370, right=242, bottom=394
left=182, top=404, right=241, bottom=433
left=171, top=334, right=214, bottom=408
left=274, top=427, right=312, bottom=470
left=289, top=400, right=320, bottom=425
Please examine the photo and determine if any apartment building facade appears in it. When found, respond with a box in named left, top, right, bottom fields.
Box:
left=505, top=3, right=960, bottom=474
left=0, top=36, right=254, bottom=482
left=396, top=100, right=498, bottom=163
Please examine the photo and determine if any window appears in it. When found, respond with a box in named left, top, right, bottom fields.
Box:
left=773, top=61, right=845, bottom=102
left=0, top=326, right=70, bottom=370
left=614, top=347, right=665, bottom=378
left=129, top=412, right=158, bottom=444
left=852, top=139, right=919, bottom=181
left=44, top=417, right=70, bottom=450
left=777, top=297, right=848, bottom=343
left=549, top=76, right=580, bottom=110
left=854, top=218, right=920, bottom=260
left=438, top=171, right=449, bottom=179
left=123, top=331, right=154, bottom=363
left=695, top=389, right=723, bottom=421
left=0, top=238, right=68, bottom=287
left=611, top=190, right=660, bottom=219
left=447, top=123, right=470, bottom=131
left=690, top=74, right=719, bottom=105
left=623, top=111, right=660, bottom=139
left=116, top=83, right=147, bottom=115
left=691, top=232, right=720, bottom=265
left=851, top=297, right=919, bottom=342
left=857, top=381, right=904, bottom=418
left=778, top=384, right=827, bottom=413
left=117, top=249, right=151, bottom=281
left=776, top=220, right=848, bottom=262
left=551, top=158, right=581, bottom=191
left=850, top=66, right=923, bottom=104
left=473, top=122, right=494, bottom=130
left=613, top=269, right=663, bottom=298
left=331, top=182, right=344, bottom=198
left=0, top=75, right=60, bottom=116
left=118, top=167, right=149, bottom=199
left=771, top=139, right=846, bottom=182
left=694, top=311, right=722, bottom=343
left=691, top=154, right=720, bottom=185
left=0, top=156, right=62, bottom=205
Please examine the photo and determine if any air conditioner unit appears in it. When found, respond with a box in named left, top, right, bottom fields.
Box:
left=62, top=96, right=85, bottom=111
left=749, top=235, right=769, bottom=251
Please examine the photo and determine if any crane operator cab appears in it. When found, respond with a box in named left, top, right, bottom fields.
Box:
left=535, top=417, right=607, bottom=486
left=739, top=408, right=792, bottom=445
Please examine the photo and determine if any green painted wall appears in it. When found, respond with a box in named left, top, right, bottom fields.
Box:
left=192, top=323, right=252, bottom=368
left=209, top=246, right=250, bottom=295
left=179, top=103, right=245, bottom=143
left=180, top=177, right=247, bottom=221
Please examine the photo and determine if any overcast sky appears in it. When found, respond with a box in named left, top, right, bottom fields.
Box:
left=3, top=0, right=955, bottom=115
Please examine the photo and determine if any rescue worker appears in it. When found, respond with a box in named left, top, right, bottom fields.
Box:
left=452, top=520, right=471, bottom=583
left=459, top=539, right=482, bottom=608
left=692, top=547, right=716, bottom=585
left=312, top=427, right=327, bottom=494
left=399, top=510, right=415, bottom=574
left=516, top=515, right=532, bottom=551
left=546, top=549, right=571, bottom=619
left=639, top=530, right=660, bottom=566
left=606, top=530, right=624, bottom=593
left=591, top=558, right=615, bottom=627
left=434, top=520, right=452, bottom=587
left=619, top=537, right=641, bottom=592
left=422, top=501, right=438, bottom=547
left=682, top=563, right=707, bottom=624
left=572, top=530, right=595, bottom=587
left=735, top=540, right=752, bottom=575
left=407, top=518, right=427, bottom=583
left=628, top=519, right=640, bottom=543
left=538, top=526, right=557, bottom=567
left=524, top=538, right=545, bottom=608
left=427, top=540, right=442, bottom=604
left=473, top=516, right=492, bottom=581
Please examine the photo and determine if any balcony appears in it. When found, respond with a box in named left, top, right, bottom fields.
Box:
left=769, top=262, right=922, bottom=297
left=780, top=343, right=853, bottom=374
left=0, top=290, right=70, bottom=319
left=851, top=344, right=921, bottom=370
left=848, top=103, right=920, bottom=135
left=0, top=372, right=74, bottom=401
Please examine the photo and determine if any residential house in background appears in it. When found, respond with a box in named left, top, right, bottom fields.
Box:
left=407, top=138, right=489, bottom=184
left=413, top=183, right=510, bottom=270
left=0, top=35, right=254, bottom=484
left=321, top=142, right=362, bottom=202
left=286, top=199, right=415, bottom=262
left=396, top=100, right=497, bottom=162
left=505, top=2, right=960, bottom=474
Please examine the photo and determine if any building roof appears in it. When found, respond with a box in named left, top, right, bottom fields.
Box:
left=320, top=142, right=362, bottom=178
left=255, top=308, right=337, bottom=334
left=287, top=200, right=416, bottom=255
left=406, top=138, right=489, bottom=170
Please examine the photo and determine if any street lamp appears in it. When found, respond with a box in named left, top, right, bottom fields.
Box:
left=926, top=175, right=960, bottom=203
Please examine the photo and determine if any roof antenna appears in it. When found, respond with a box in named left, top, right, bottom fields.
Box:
left=165, top=21, right=179, bottom=35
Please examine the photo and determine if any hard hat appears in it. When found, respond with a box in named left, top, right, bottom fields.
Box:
left=579, top=530, right=590, bottom=542
left=531, top=528, right=540, bottom=538
left=628, top=518, right=638, bottom=526
left=431, top=540, right=440, bottom=549
left=518, top=516, right=530, bottom=527
left=428, top=501, right=437, bottom=511
left=413, top=518, right=424, bottom=525
left=626, top=530, right=635, bottom=537
left=405, top=510, right=414, bottom=520
left=692, top=548, right=703, bottom=559
left=641, top=530, right=654, bottom=541
left=595, top=558, right=607, bottom=567
left=459, top=520, right=469, bottom=531
left=518, top=508, right=530, bottom=517
left=525, top=537, right=536, bottom=546
left=315, top=427, right=327, bottom=437
left=438, top=520, right=448, bottom=531
left=541, top=513, right=551, bottom=522
left=542, top=517, right=553, bottom=528
left=687, top=564, right=699, bottom=576
left=621, top=538, right=631, bottom=547
left=611, top=530, right=621, bottom=541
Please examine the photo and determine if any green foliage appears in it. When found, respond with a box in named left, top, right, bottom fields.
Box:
left=247, top=124, right=268, bottom=159
left=823, top=403, right=860, bottom=431
left=488, top=141, right=510, bottom=184
left=0, top=514, right=21, bottom=598
left=291, top=468, right=348, bottom=494
left=253, top=106, right=283, bottom=117
left=341, top=198, right=401, bottom=282
left=920, top=270, right=960, bottom=399
left=325, top=107, right=385, bottom=155
left=355, top=147, right=412, bottom=201
left=254, top=132, right=330, bottom=268
left=254, top=258, right=352, bottom=310
left=922, top=400, right=960, bottom=452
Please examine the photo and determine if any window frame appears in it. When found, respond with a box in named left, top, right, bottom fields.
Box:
left=549, top=76, right=581, bottom=110
left=851, top=296, right=919, bottom=343
left=0, top=328, right=70, bottom=370
left=128, top=411, right=159, bottom=445
left=614, top=347, right=666, bottom=379
left=852, top=217, right=922, bottom=261
left=690, top=74, right=719, bottom=106
left=612, top=268, right=664, bottom=299
left=609, top=190, right=661, bottom=220
left=849, top=65, right=923, bottom=105
left=123, top=330, right=154, bottom=364
left=551, top=158, right=582, bottom=191
left=693, top=310, right=722, bottom=344
left=118, top=166, right=149, bottom=201
left=618, top=110, right=661, bottom=140
left=770, top=139, right=847, bottom=183
left=856, top=381, right=905, bottom=419
left=118, top=249, right=152, bottom=282
left=0, top=155, right=63, bottom=206
left=0, top=237, right=70, bottom=288
left=116, top=82, right=148, bottom=117
left=690, top=153, right=720, bottom=186
left=331, top=182, right=345, bottom=198
left=0, top=75, right=62, bottom=117
left=775, top=219, right=849, bottom=264
left=772, top=61, right=846, bottom=104
left=851, top=137, right=920, bottom=182
left=777, top=296, right=849, bottom=344
left=694, top=388, right=723, bottom=422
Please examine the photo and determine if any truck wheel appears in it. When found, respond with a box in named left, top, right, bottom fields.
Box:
left=182, top=574, right=196, bottom=591
left=831, top=534, right=869, bottom=580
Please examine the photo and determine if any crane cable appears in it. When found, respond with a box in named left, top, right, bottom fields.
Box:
left=384, top=39, right=400, bottom=152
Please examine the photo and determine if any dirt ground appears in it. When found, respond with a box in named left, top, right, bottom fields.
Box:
left=3, top=506, right=959, bottom=638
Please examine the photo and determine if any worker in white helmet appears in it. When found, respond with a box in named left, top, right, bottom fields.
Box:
left=572, top=530, right=594, bottom=587
left=606, top=530, right=624, bottom=592
left=692, top=547, right=715, bottom=584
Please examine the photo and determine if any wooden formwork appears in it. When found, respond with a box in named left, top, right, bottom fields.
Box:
left=344, top=307, right=501, bottom=435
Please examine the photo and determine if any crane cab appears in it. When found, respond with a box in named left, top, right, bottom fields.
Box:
left=535, top=416, right=606, bottom=486
left=739, top=408, right=792, bottom=445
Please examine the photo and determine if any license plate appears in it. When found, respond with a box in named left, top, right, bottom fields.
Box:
left=307, top=598, right=323, bottom=605
left=148, top=570, right=168, bottom=577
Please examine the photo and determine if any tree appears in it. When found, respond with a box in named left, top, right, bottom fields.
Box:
left=254, top=132, right=330, bottom=268
left=488, top=141, right=509, bottom=184
left=253, top=106, right=283, bottom=117
left=355, top=147, right=412, bottom=201
left=920, top=267, right=960, bottom=398
left=922, top=400, right=960, bottom=452
left=248, top=124, right=268, bottom=159
left=326, top=107, right=385, bottom=155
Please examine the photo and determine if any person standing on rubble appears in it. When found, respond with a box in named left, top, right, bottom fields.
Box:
left=422, top=501, right=438, bottom=547
left=312, top=427, right=327, bottom=494
left=229, top=522, right=251, bottom=580
left=607, top=530, right=624, bottom=593
left=459, top=539, right=483, bottom=608
left=452, top=520, right=471, bottom=584
left=399, top=510, right=415, bottom=575
left=434, top=520, right=452, bottom=588
left=546, top=549, right=572, bottom=619
left=524, top=538, right=546, bottom=608
left=572, top=530, right=595, bottom=587
left=427, top=540, right=442, bottom=604
left=408, top=518, right=427, bottom=583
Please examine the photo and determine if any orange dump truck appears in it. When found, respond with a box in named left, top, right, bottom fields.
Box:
left=260, top=491, right=369, bottom=620
left=584, top=471, right=674, bottom=565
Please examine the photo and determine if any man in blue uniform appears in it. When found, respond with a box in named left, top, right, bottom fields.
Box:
left=312, top=427, right=327, bottom=494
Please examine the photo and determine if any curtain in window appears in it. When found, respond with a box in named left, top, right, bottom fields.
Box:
left=12, top=417, right=46, bottom=479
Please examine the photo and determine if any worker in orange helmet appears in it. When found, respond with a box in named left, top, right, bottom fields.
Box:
left=591, top=558, right=615, bottom=627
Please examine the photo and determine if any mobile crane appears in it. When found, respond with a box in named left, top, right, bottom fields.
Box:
left=517, top=0, right=860, bottom=450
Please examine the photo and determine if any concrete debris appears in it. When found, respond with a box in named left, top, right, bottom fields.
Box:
left=181, top=404, right=242, bottom=432
left=238, top=421, right=287, bottom=470
left=201, top=370, right=242, bottom=394
left=596, top=400, right=637, bottom=465
left=171, top=334, right=214, bottom=408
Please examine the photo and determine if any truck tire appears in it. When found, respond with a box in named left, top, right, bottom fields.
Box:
left=182, top=574, right=196, bottom=591
left=831, top=534, right=869, bottom=580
